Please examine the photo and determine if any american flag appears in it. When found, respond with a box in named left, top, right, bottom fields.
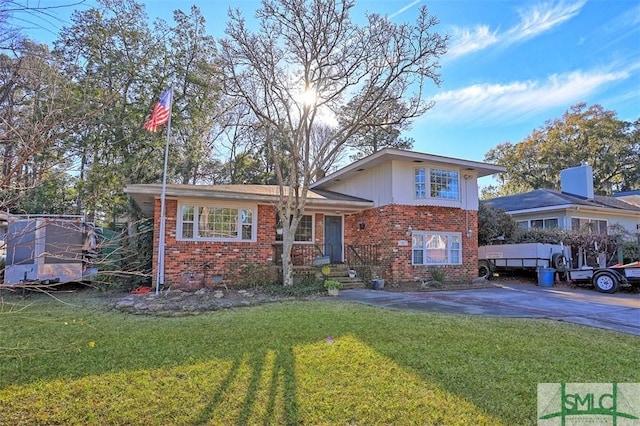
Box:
left=143, top=88, right=172, bottom=132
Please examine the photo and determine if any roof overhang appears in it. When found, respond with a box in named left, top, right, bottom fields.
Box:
left=311, top=148, right=505, bottom=189
left=505, top=204, right=640, bottom=219
left=125, top=184, right=374, bottom=217
left=614, top=190, right=640, bottom=208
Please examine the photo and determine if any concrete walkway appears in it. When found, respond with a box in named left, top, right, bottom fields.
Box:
left=337, top=283, right=640, bottom=336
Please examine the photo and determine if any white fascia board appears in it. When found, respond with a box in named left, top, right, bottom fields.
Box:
left=311, top=148, right=505, bottom=189
left=505, top=205, right=577, bottom=216
left=507, top=204, right=639, bottom=218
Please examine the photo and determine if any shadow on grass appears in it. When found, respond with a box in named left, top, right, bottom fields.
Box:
left=0, top=334, right=504, bottom=425
left=1, top=298, right=638, bottom=425
left=193, top=347, right=299, bottom=425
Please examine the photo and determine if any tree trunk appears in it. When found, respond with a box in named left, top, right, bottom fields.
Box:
left=279, top=212, right=303, bottom=287
left=281, top=226, right=295, bottom=286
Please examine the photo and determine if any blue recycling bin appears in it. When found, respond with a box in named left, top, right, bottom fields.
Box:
left=537, top=268, right=555, bottom=287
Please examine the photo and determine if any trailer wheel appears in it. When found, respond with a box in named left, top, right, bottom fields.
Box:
left=593, top=271, right=619, bottom=293
left=552, top=253, right=568, bottom=271
left=478, top=261, right=492, bottom=280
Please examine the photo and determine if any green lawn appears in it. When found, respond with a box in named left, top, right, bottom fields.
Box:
left=1, top=293, right=638, bottom=425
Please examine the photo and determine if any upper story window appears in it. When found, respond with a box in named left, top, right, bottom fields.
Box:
left=412, top=231, right=461, bottom=265
left=179, top=204, right=254, bottom=241
left=571, top=218, right=607, bottom=235
left=275, top=214, right=313, bottom=242
left=415, top=168, right=460, bottom=200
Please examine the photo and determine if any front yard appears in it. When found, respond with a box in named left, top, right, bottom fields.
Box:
left=1, top=292, right=638, bottom=424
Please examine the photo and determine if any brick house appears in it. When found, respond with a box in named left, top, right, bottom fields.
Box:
left=125, top=148, right=504, bottom=289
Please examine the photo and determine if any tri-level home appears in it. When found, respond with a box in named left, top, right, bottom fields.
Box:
left=125, top=148, right=504, bottom=290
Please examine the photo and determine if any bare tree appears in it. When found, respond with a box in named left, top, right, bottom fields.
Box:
left=218, top=0, right=447, bottom=285
left=1, top=1, right=88, bottom=51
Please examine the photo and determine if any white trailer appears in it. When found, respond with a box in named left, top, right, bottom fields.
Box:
left=567, top=263, right=640, bottom=293
left=478, top=243, right=570, bottom=279
left=3, top=215, right=100, bottom=286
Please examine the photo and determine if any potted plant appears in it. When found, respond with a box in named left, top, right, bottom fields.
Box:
left=324, top=279, right=343, bottom=296
left=371, top=278, right=385, bottom=290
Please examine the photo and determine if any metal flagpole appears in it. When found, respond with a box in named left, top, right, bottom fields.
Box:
left=156, top=88, right=173, bottom=295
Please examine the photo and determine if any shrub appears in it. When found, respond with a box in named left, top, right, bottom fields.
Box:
left=262, top=274, right=324, bottom=297
left=429, top=266, right=446, bottom=283
left=236, top=263, right=279, bottom=288
left=622, top=241, right=639, bottom=264
left=323, top=280, right=343, bottom=290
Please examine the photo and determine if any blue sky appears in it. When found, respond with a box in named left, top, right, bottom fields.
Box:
left=17, top=0, right=640, bottom=167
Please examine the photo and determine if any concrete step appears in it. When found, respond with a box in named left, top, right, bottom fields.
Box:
left=293, top=264, right=367, bottom=289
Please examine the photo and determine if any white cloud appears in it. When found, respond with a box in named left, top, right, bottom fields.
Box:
left=428, top=69, right=629, bottom=124
left=447, top=25, right=499, bottom=58
left=389, top=0, right=423, bottom=19
left=508, top=1, right=585, bottom=42
left=447, top=1, right=587, bottom=59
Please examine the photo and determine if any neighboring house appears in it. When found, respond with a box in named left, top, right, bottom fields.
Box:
left=125, top=148, right=504, bottom=290
left=483, top=165, right=640, bottom=237
left=614, top=190, right=640, bottom=209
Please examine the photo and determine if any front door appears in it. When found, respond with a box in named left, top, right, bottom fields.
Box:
left=324, top=215, right=343, bottom=263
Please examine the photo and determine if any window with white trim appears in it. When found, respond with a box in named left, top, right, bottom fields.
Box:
left=415, top=168, right=460, bottom=200
left=517, top=218, right=559, bottom=230
left=179, top=204, right=254, bottom=241
left=571, top=218, right=607, bottom=234
left=412, top=232, right=461, bottom=265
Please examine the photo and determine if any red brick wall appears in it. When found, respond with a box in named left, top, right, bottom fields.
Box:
left=152, top=199, right=479, bottom=289
left=153, top=199, right=279, bottom=290
left=344, top=205, right=478, bottom=285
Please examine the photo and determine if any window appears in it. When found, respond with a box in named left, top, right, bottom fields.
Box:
left=531, top=219, right=543, bottom=229
left=275, top=215, right=313, bottom=242
left=572, top=218, right=607, bottom=234
left=430, top=169, right=459, bottom=199
left=412, top=232, right=461, bottom=265
left=518, top=218, right=559, bottom=230
left=544, top=218, right=559, bottom=229
left=179, top=204, right=254, bottom=241
left=415, top=168, right=459, bottom=200
left=415, top=169, right=427, bottom=198
left=181, top=205, right=195, bottom=239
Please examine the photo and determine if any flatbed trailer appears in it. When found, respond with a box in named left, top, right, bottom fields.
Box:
left=478, top=243, right=570, bottom=279
left=567, top=263, right=640, bottom=293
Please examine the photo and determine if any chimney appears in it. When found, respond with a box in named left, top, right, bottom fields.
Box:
left=560, top=164, right=594, bottom=199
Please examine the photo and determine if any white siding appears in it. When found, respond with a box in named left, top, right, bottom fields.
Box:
left=321, top=162, right=394, bottom=206
left=392, top=160, right=477, bottom=210
left=319, top=159, right=480, bottom=210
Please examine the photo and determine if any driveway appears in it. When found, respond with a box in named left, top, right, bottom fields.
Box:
left=337, top=283, right=640, bottom=336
